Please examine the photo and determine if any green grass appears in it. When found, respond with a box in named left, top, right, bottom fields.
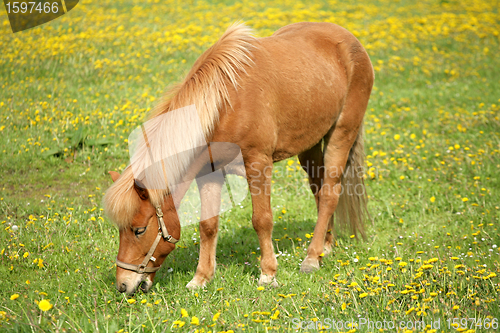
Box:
left=1, top=0, right=499, bottom=331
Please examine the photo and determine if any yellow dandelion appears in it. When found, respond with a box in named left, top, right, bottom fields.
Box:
left=359, top=293, right=368, bottom=298
left=212, top=312, right=221, bottom=321
left=430, top=196, right=436, bottom=203
left=38, top=299, right=53, bottom=312
left=127, top=299, right=136, bottom=304
left=270, top=310, right=280, bottom=320
left=181, top=308, right=188, bottom=317
left=394, top=134, right=400, bottom=140
left=257, top=286, right=265, bottom=291
left=191, top=316, right=199, bottom=325
left=10, top=294, right=20, bottom=300
left=462, top=198, right=468, bottom=202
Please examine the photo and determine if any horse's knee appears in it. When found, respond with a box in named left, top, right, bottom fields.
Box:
left=251, top=211, right=273, bottom=233
left=199, top=219, right=219, bottom=239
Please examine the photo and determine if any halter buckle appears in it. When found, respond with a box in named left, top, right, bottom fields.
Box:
left=156, top=206, right=163, bottom=218
left=137, top=263, right=147, bottom=274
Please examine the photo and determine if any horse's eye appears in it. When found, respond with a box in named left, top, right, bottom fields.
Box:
left=134, top=227, right=146, bottom=236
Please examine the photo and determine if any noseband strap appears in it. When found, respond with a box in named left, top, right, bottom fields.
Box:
left=116, top=205, right=179, bottom=274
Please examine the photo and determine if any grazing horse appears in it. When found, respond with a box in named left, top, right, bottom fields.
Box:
left=104, top=22, right=374, bottom=294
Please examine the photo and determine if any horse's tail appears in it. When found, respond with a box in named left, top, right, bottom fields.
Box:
left=335, top=124, right=369, bottom=239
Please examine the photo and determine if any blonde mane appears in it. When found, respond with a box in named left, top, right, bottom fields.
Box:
left=104, top=23, right=255, bottom=228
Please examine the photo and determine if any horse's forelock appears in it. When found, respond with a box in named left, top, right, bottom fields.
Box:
left=103, top=168, right=141, bottom=229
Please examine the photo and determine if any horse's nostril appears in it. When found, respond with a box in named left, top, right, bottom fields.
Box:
left=117, top=283, right=127, bottom=293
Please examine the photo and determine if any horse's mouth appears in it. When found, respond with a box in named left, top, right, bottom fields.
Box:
left=139, top=280, right=152, bottom=293
left=117, top=273, right=154, bottom=295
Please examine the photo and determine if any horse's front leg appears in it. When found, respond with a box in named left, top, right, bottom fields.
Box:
left=186, top=174, right=223, bottom=289
left=246, top=156, right=278, bottom=287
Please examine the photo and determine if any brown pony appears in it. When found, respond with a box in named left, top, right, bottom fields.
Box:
left=104, top=22, right=374, bottom=294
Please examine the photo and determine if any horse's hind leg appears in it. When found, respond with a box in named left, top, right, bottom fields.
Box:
left=301, top=96, right=368, bottom=273
left=298, top=142, right=334, bottom=257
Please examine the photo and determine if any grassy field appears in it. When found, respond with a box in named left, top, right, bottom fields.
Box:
left=1, top=0, right=499, bottom=331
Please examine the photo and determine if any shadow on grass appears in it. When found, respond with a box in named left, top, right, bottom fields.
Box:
left=156, top=217, right=338, bottom=283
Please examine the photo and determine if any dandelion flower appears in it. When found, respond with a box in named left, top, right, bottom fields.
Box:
left=270, top=310, right=280, bottom=320
left=38, top=299, right=53, bottom=312
left=10, top=294, right=19, bottom=300
left=181, top=308, right=188, bottom=317
left=191, top=316, right=199, bottom=325
left=127, top=299, right=136, bottom=304
left=430, top=196, right=436, bottom=203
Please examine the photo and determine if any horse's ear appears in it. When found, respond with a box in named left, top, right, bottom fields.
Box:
left=109, top=171, right=120, bottom=182
left=134, top=179, right=149, bottom=201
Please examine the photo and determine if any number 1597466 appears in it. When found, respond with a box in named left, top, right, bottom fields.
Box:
left=5, top=2, right=60, bottom=14
left=447, top=318, right=498, bottom=330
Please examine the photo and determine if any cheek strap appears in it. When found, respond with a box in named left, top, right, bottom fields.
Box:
left=115, top=206, right=179, bottom=274
left=116, top=231, right=163, bottom=274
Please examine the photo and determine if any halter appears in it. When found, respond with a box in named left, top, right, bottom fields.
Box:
left=116, top=206, right=179, bottom=274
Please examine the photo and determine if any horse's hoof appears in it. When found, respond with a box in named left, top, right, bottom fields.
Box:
left=186, top=278, right=206, bottom=290
left=300, top=257, right=320, bottom=273
left=258, top=274, right=279, bottom=288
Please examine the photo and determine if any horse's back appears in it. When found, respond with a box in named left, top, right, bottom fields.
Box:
left=217, top=22, right=373, bottom=161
